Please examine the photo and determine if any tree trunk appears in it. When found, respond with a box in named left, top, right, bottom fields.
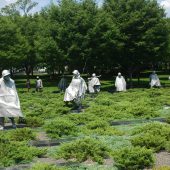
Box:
left=25, top=65, right=31, bottom=78
left=137, top=72, right=140, bottom=86
left=31, top=66, right=34, bottom=76
left=129, top=72, right=133, bottom=88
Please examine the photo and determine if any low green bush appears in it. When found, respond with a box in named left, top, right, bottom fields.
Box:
left=86, top=120, right=109, bottom=129
left=0, top=140, right=46, bottom=167
left=132, top=122, right=170, bottom=140
left=25, top=117, right=44, bottom=128
left=152, top=166, right=170, bottom=170
left=8, top=128, right=36, bottom=141
left=112, top=146, right=154, bottom=170
left=44, top=118, right=77, bottom=139
left=66, top=112, right=98, bottom=125
left=43, top=105, right=70, bottom=118
left=85, top=127, right=124, bottom=136
left=82, top=120, right=124, bottom=136
left=56, top=137, right=109, bottom=164
left=131, top=133, right=166, bottom=152
left=28, top=163, right=67, bottom=170
left=166, top=117, right=170, bottom=124
left=165, top=141, right=170, bottom=152
left=0, top=128, right=36, bottom=142
left=131, top=122, right=170, bottom=152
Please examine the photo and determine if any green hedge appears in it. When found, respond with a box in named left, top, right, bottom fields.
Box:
left=56, top=137, right=109, bottom=164
left=112, top=146, right=154, bottom=169
left=0, top=141, right=46, bottom=167
left=28, top=163, right=67, bottom=170
left=44, top=118, right=77, bottom=139
left=131, top=122, right=170, bottom=152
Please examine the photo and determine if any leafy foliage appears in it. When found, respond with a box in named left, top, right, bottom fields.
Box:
left=56, top=137, right=109, bottom=164
left=0, top=128, right=45, bottom=167
left=104, top=0, right=168, bottom=80
left=28, top=163, right=67, bottom=170
left=131, top=122, right=170, bottom=152
left=44, top=118, right=77, bottom=139
left=0, top=128, right=36, bottom=142
left=166, top=117, right=170, bottom=124
left=0, top=0, right=169, bottom=76
left=25, top=116, right=44, bottom=128
left=131, top=133, right=166, bottom=152
left=8, top=128, right=36, bottom=141
left=81, top=120, right=124, bottom=136
left=11, top=85, right=170, bottom=169
left=0, top=139, right=46, bottom=167
left=112, top=146, right=154, bottom=170
left=165, top=141, right=170, bottom=152
left=152, top=167, right=170, bottom=170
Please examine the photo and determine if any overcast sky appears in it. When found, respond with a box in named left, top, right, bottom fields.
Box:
left=0, top=0, right=170, bottom=17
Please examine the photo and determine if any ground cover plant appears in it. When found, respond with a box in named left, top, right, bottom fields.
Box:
left=28, top=163, right=67, bottom=170
left=0, top=131, right=46, bottom=167
left=152, top=167, right=170, bottom=170
left=112, top=146, right=154, bottom=169
left=44, top=118, right=78, bottom=139
left=80, top=120, right=124, bottom=136
left=165, top=141, right=170, bottom=152
left=131, top=122, right=170, bottom=152
left=55, top=137, right=109, bottom=164
left=25, top=116, right=44, bottom=128
left=0, top=128, right=36, bottom=141
left=3, top=77, right=170, bottom=169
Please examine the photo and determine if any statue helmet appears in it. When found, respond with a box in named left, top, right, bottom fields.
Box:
left=2, top=70, right=10, bottom=77
left=118, top=72, right=121, bottom=76
left=72, top=70, right=80, bottom=75
left=92, top=73, right=96, bottom=77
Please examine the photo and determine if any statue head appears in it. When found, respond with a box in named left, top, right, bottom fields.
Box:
left=2, top=70, right=10, bottom=82
left=36, top=76, right=39, bottom=79
left=153, top=71, right=156, bottom=74
left=118, top=72, right=121, bottom=77
left=72, top=70, right=80, bottom=77
left=92, top=73, right=96, bottom=77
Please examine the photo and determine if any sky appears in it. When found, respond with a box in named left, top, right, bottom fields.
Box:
left=0, top=0, right=170, bottom=17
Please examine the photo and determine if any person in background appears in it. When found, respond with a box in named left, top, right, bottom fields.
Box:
left=58, top=75, right=67, bottom=92
left=115, top=72, right=126, bottom=92
left=26, top=79, right=31, bottom=92
left=149, top=71, right=161, bottom=88
left=36, top=76, right=43, bottom=92
left=64, top=70, right=87, bottom=111
left=88, top=73, right=101, bottom=94
left=0, top=70, right=23, bottom=130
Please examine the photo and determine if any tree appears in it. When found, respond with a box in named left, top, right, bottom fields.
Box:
left=163, top=18, right=170, bottom=70
left=0, top=16, right=28, bottom=73
left=16, top=15, right=41, bottom=76
left=16, top=0, right=38, bottom=16
left=104, top=0, right=169, bottom=86
left=0, top=0, right=39, bottom=77
left=0, top=3, right=20, bottom=16
left=1, top=0, right=38, bottom=16
left=40, top=0, right=120, bottom=74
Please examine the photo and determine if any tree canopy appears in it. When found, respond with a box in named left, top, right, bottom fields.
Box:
left=0, top=0, right=169, bottom=79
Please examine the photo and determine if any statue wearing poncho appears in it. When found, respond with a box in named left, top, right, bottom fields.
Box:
left=58, top=75, right=67, bottom=92
left=115, top=73, right=126, bottom=92
left=88, top=73, right=101, bottom=93
left=0, top=70, right=23, bottom=117
left=149, top=71, right=161, bottom=88
left=64, top=70, right=87, bottom=108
